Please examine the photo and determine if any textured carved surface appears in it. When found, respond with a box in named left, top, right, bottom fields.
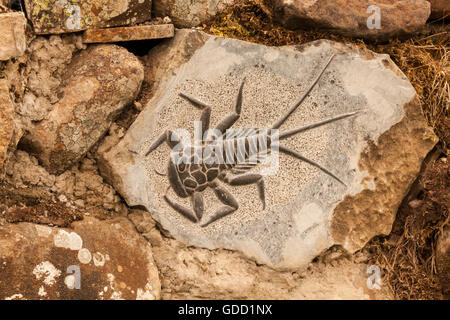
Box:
left=99, top=30, right=436, bottom=269
left=82, top=24, right=174, bottom=44
left=145, top=56, right=358, bottom=227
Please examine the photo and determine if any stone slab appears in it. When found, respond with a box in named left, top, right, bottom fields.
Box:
left=82, top=24, right=174, bottom=43
left=98, top=30, right=437, bottom=269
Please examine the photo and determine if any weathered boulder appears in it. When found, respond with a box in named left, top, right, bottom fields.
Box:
left=98, top=30, right=436, bottom=270
left=24, top=0, right=152, bottom=34
left=0, top=80, right=21, bottom=178
left=0, top=12, right=27, bottom=61
left=429, top=0, right=450, bottom=19
left=130, top=210, right=393, bottom=299
left=153, top=0, right=236, bottom=27
left=436, top=227, right=450, bottom=298
left=0, top=217, right=161, bottom=300
left=22, top=45, right=144, bottom=174
left=272, top=0, right=430, bottom=39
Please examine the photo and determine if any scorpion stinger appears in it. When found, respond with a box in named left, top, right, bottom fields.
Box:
left=179, top=92, right=211, bottom=134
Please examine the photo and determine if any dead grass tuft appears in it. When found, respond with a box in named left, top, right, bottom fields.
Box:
left=367, top=159, right=449, bottom=299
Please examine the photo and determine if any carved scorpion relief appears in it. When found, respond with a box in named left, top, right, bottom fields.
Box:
left=145, top=55, right=358, bottom=227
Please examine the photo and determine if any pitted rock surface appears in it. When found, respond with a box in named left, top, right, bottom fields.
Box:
left=22, top=44, right=144, bottom=174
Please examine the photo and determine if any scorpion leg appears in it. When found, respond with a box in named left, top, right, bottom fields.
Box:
left=145, top=130, right=181, bottom=156
left=277, top=144, right=346, bottom=186
left=164, top=189, right=198, bottom=223
left=201, top=181, right=239, bottom=227
left=179, top=92, right=211, bottom=133
left=271, top=54, right=335, bottom=130
left=223, top=173, right=266, bottom=210
left=192, top=192, right=204, bottom=221
left=213, top=78, right=245, bottom=134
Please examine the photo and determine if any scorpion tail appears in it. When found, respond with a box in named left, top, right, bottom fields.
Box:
left=271, top=54, right=335, bottom=130
left=279, top=111, right=358, bottom=140
left=276, top=144, right=346, bottom=186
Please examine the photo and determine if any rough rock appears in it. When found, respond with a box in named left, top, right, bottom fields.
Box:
left=272, top=0, right=431, bottom=39
left=24, top=0, right=152, bottom=34
left=0, top=217, right=161, bottom=300
left=82, top=24, right=175, bottom=44
left=130, top=210, right=392, bottom=299
left=0, top=0, right=12, bottom=8
left=0, top=12, right=27, bottom=61
left=436, top=227, right=450, bottom=298
left=429, top=0, right=450, bottom=19
left=3, top=150, right=126, bottom=219
left=0, top=80, right=21, bottom=178
left=98, top=30, right=436, bottom=270
left=22, top=45, right=144, bottom=175
left=18, top=35, right=85, bottom=113
left=153, top=0, right=236, bottom=27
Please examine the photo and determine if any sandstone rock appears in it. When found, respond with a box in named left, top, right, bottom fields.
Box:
left=436, top=227, right=450, bottom=298
left=0, top=80, right=21, bottom=178
left=22, top=45, right=144, bottom=174
left=130, top=210, right=392, bottom=299
left=23, top=36, right=84, bottom=108
left=0, top=12, right=27, bottom=61
left=3, top=150, right=126, bottom=219
left=429, top=0, right=450, bottom=19
left=82, top=24, right=175, bottom=44
left=99, top=30, right=436, bottom=270
left=0, top=217, right=161, bottom=300
left=0, top=0, right=12, bottom=11
left=24, top=0, right=152, bottom=34
left=273, top=0, right=431, bottom=39
left=153, top=0, right=236, bottom=27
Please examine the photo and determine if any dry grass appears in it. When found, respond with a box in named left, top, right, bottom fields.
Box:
left=367, top=159, right=449, bottom=299
left=202, top=0, right=449, bottom=300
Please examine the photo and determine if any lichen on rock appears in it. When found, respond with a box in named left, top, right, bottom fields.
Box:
left=22, top=44, right=144, bottom=174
